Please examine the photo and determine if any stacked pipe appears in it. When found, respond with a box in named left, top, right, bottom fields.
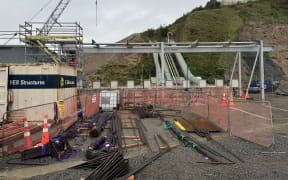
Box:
left=89, top=113, right=113, bottom=137
left=85, top=151, right=129, bottom=180
left=111, top=113, right=123, bottom=154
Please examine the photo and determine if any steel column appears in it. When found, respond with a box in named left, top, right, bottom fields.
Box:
left=260, top=40, right=265, bottom=101
left=238, top=52, right=242, bottom=97
left=160, top=42, right=165, bottom=87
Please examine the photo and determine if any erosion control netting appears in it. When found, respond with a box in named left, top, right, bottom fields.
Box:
left=229, top=101, right=274, bottom=147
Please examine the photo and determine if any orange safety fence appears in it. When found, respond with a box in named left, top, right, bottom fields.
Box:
left=202, top=87, right=232, bottom=98
left=1, top=103, right=61, bottom=155
left=118, top=88, right=274, bottom=147
left=62, top=96, right=78, bottom=131
left=208, top=96, right=229, bottom=131
left=190, top=93, right=209, bottom=118
left=229, top=101, right=274, bottom=147
left=80, top=91, right=100, bottom=119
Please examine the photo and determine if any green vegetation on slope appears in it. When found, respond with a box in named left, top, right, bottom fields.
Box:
left=134, top=0, right=288, bottom=83
left=93, top=0, right=288, bottom=84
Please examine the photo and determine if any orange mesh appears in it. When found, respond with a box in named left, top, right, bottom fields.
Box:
left=230, top=101, right=274, bottom=147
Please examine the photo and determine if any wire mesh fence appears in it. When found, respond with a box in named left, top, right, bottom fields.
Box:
left=1, top=103, right=60, bottom=155
left=119, top=88, right=274, bottom=147
left=229, top=101, right=274, bottom=147
left=80, top=90, right=100, bottom=119
left=0, top=95, right=79, bottom=156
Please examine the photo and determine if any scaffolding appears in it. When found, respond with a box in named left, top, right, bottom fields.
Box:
left=19, top=21, right=83, bottom=67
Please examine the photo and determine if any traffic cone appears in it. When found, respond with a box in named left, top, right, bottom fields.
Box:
left=241, top=89, right=245, bottom=99
left=246, top=90, right=250, bottom=99
left=229, top=91, right=234, bottom=106
left=23, top=117, right=33, bottom=150
left=222, top=93, right=227, bottom=107
left=241, top=89, right=250, bottom=99
left=37, top=115, right=49, bottom=146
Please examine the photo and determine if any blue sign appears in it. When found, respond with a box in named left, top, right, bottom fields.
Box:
left=8, top=75, right=76, bottom=89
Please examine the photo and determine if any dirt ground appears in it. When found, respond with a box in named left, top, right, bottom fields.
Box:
left=0, top=93, right=287, bottom=180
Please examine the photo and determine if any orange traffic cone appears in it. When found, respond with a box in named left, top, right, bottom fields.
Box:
left=241, top=89, right=245, bottom=99
left=23, top=117, right=33, bottom=150
left=229, top=91, right=234, bottom=106
left=37, top=115, right=49, bottom=146
left=222, top=93, right=227, bottom=107
left=246, top=90, right=250, bottom=99
left=241, top=89, right=250, bottom=99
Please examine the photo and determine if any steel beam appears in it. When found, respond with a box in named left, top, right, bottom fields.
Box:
left=80, top=46, right=273, bottom=54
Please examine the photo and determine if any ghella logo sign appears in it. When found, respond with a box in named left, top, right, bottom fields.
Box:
left=60, top=77, right=65, bottom=88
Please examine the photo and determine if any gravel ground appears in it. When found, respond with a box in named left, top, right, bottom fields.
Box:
left=0, top=93, right=287, bottom=180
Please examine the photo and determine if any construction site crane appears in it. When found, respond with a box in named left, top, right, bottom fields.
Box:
left=39, top=0, right=71, bottom=35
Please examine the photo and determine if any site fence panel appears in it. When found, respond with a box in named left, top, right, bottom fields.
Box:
left=208, top=96, right=229, bottom=131
left=63, top=96, right=78, bottom=131
left=229, top=101, right=274, bottom=147
left=202, top=87, right=232, bottom=98
left=1, top=103, right=60, bottom=155
left=190, top=93, right=209, bottom=118
left=80, top=91, right=100, bottom=119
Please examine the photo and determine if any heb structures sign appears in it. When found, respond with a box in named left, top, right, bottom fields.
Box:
left=8, top=75, right=76, bottom=89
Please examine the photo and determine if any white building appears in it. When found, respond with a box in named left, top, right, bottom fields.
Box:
left=216, top=0, right=257, bottom=6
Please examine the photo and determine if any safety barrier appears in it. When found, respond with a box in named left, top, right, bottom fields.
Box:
left=202, top=87, right=232, bottom=98
left=209, top=96, right=229, bottom=131
left=190, top=93, right=209, bottom=118
left=1, top=95, right=79, bottom=155
left=119, top=88, right=273, bottom=147
left=1, top=103, right=60, bottom=155
left=80, top=91, right=100, bottom=119
left=229, top=101, right=274, bottom=147
left=62, top=96, right=78, bottom=131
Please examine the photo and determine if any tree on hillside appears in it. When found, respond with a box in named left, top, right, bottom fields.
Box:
left=205, top=0, right=221, bottom=9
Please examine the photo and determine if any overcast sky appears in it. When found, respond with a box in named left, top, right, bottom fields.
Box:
left=1, top=0, right=209, bottom=44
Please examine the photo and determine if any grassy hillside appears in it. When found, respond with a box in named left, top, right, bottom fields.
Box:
left=87, top=0, right=288, bottom=84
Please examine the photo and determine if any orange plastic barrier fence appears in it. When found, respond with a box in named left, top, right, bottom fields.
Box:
left=80, top=92, right=100, bottom=119
left=62, top=96, right=78, bottom=131
left=230, top=101, right=274, bottom=147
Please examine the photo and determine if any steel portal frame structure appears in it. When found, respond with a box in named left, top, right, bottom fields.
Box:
left=63, top=41, right=273, bottom=101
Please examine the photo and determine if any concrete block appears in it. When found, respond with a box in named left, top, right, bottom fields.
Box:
left=231, top=79, right=239, bottom=88
left=93, top=81, right=101, bottom=89
left=127, top=81, right=135, bottom=89
left=166, top=81, right=174, bottom=88
left=199, top=80, right=207, bottom=88
left=111, top=81, right=118, bottom=89
left=144, top=80, right=151, bottom=89
left=151, top=77, right=156, bottom=84
left=183, top=80, right=191, bottom=88
left=215, top=79, right=224, bottom=87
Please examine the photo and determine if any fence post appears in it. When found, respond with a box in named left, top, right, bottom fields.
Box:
left=227, top=99, right=232, bottom=136
left=207, top=95, right=210, bottom=121
left=1, top=113, right=7, bottom=158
